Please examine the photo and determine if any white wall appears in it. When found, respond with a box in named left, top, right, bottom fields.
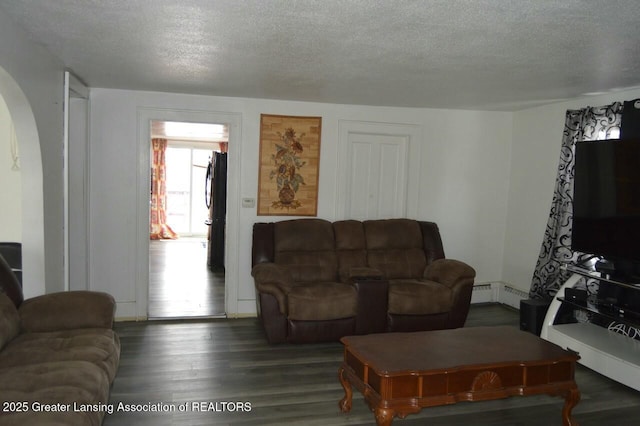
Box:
left=88, top=88, right=512, bottom=318
left=504, top=88, right=640, bottom=294
left=0, top=9, right=65, bottom=297
left=416, top=110, right=512, bottom=277
left=0, top=95, right=21, bottom=242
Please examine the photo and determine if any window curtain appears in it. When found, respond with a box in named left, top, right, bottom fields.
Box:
left=150, top=138, right=178, bottom=240
left=529, top=102, right=623, bottom=300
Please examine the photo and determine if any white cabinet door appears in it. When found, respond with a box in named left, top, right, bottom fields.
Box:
left=346, top=133, right=409, bottom=220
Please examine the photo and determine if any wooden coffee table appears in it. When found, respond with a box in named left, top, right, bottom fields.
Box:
left=338, top=326, right=580, bottom=425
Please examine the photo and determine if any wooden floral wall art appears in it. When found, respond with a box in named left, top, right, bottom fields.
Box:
left=257, top=114, right=322, bottom=216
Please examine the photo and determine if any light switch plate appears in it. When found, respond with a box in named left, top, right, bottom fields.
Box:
left=242, top=198, right=255, bottom=208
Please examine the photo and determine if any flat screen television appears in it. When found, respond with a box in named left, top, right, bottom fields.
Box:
left=572, top=138, right=640, bottom=277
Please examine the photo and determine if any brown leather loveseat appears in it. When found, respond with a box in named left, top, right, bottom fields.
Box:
left=251, top=218, right=475, bottom=343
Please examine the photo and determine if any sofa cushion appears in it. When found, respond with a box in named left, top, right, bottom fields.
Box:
left=287, top=282, right=357, bottom=321
left=334, top=220, right=367, bottom=250
left=0, top=328, right=120, bottom=383
left=19, top=291, right=116, bottom=332
left=274, top=219, right=338, bottom=282
left=0, top=360, right=110, bottom=426
left=364, top=219, right=424, bottom=249
left=274, top=219, right=335, bottom=251
left=275, top=251, right=338, bottom=283
left=334, top=220, right=367, bottom=283
left=388, top=279, right=452, bottom=315
left=0, top=294, right=20, bottom=351
left=364, top=219, right=427, bottom=279
left=367, top=248, right=427, bottom=279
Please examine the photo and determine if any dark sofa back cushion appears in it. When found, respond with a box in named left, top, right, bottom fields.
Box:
left=273, top=219, right=337, bottom=283
left=333, top=220, right=367, bottom=282
left=419, top=221, right=446, bottom=263
left=364, top=219, right=427, bottom=279
left=0, top=293, right=20, bottom=351
left=252, top=222, right=275, bottom=266
left=0, top=254, right=23, bottom=307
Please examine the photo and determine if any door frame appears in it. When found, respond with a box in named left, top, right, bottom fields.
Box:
left=136, top=108, right=242, bottom=319
left=63, top=71, right=90, bottom=292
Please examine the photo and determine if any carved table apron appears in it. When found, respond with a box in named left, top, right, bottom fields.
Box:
left=338, top=326, right=580, bottom=426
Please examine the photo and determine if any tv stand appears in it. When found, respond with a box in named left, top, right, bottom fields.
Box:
left=595, top=258, right=616, bottom=275
left=541, top=264, right=640, bottom=391
left=595, top=257, right=640, bottom=283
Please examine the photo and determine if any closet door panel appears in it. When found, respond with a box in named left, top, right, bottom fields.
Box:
left=346, top=133, right=408, bottom=220
left=347, top=141, right=375, bottom=220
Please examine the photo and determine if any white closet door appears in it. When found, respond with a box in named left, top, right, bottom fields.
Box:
left=346, top=133, right=408, bottom=220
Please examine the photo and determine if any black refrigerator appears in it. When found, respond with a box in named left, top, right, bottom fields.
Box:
left=207, top=152, right=227, bottom=272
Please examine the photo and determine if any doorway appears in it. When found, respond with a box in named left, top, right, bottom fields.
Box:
left=0, top=66, right=45, bottom=297
left=148, top=120, right=227, bottom=319
left=0, top=93, right=22, bottom=282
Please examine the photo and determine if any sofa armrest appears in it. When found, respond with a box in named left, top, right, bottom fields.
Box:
left=425, top=259, right=475, bottom=328
left=18, top=291, right=116, bottom=332
left=424, top=259, right=475, bottom=289
left=251, top=262, right=295, bottom=315
left=348, top=267, right=387, bottom=335
left=353, top=278, right=388, bottom=335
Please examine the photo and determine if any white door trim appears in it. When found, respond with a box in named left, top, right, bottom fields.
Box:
left=136, top=108, right=242, bottom=319
left=63, top=71, right=89, bottom=292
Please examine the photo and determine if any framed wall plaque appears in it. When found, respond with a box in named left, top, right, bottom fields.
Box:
left=257, top=114, right=322, bottom=216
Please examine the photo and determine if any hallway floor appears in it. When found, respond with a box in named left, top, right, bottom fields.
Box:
left=148, top=238, right=225, bottom=318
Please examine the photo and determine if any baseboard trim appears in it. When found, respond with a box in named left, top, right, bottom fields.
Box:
left=472, top=282, right=528, bottom=309
left=470, top=283, right=496, bottom=304
left=116, top=282, right=528, bottom=322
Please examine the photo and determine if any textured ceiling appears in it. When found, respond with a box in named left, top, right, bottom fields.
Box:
left=1, top=0, right=640, bottom=111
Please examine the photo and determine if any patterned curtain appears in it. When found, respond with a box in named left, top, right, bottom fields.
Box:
left=150, top=138, right=178, bottom=240
left=529, top=102, right=623, bottom=300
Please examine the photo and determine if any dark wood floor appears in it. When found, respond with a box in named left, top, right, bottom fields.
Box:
left=148, top=238, right=225, bottom=318
left=105, top=304, right=640, bottom=425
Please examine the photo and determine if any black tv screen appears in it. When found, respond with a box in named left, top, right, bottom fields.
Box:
left=572, top=139, right=640, bottom=262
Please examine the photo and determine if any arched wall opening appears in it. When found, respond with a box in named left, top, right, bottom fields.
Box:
left=0, top=65, right=45, bottom=298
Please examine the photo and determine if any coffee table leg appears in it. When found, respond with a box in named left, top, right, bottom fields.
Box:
left=562, top=386, right=581, bottom=426
left=374, top=407, right=395, bottom=426
left=338, top=365, right=353, bottom=413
